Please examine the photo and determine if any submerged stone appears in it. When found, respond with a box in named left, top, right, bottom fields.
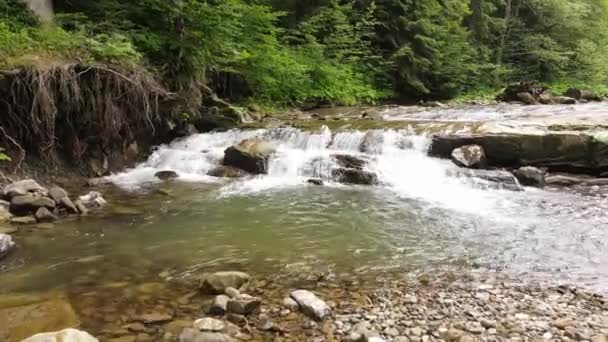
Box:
left=332, top=168, right=378, bottom=185
left=22, top=328, right=98, bottom=342
left=201, top=271, right=251, bottom=294
left=155, top=170, right=179, bottom=180
left=0, top=233, right=15, bottom=260
left=290, top=290, right=331, bottom=321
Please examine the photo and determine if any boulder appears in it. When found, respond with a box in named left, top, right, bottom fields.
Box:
left=201, top=271, right=251, bottom=294
left=497, top=82, right=545, bottom=103
left=333, top=154, right=366, bottom=170
left=223, top=138, right=275, bottom=174
left=226, top=295, right=261, bottom=315
left=10, top=195, right=56, bottom=214
left=155, top=170, right=179, bottom=180
left=22, top=329, right=99, bottom=342
left=513, top=166, right=546, bottom=187
left=290, top=290, right=331, bottom=321
left=538, top=92, right=558, bottom=105
left=429, top=133, right=606, bottom=175
left=360, top=131, right=384, bottom=154
left=566, top=88, right=602, bottom=102
left=35, top=207, right=57, bottom=222
left=3, top=179, right=46, bottom=199
left=0, top=233, right=15, bottom=260
left=517, top=92, right=537, bottom=105
left=451, top=145, right=486, bottom=169
left=558, top=96, right=577, bottom=105
left=10, top=216, right=37, bottom=225
left=48, top=186, right=68, bottom=203
left=332, top=168, right=378, bottom=185
left=207, top=166, right=248, bottom=178
left=178, top=328, right=231, bottom=342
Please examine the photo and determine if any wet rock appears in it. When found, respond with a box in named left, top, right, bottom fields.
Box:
left=224, top=287, right=240, bottom=298
left=194, top=318, right=225, bottom=332
left=77, top=191, right=107, bottom=210
left=0, top=297, right=80, bottom=341
left=558, top=96, right=577, bottom=105
left=155, top=170, right=179, bottom=180
left=137, top=312, right=173, bottom=324
left=226, top=313, right=247, bottom=327
left=307, top=178, right=324, bottom=186
left=516, top=92, right=537, bottom=105
left=283, top=297, right=300, bottom=311
left=333, top=154, right=367, bottom=170
left=10, top=215, right=37, bottom=225
left=226, top=294, right=261, bottom=315
left=290, top=289, right=332, bottom=321
left=48, top=186, right=68, bottom=203
left=207, top=166, right=247, bottom=178
left=566, top=88, right=602, bottom=101
left=0, top=233, right=15, bottom=259
left=3, top=179, right=46, bottom=199
left=512, top=166, right=545, bottom=187
left=10, top=195, right=56, bottom=214
left=451, top=145, right=486, bottom=169
left=361, top=109, right=383, bottom=120
left=223, top=138, right=275, bottom=174
left=0, top=206, right=12, bottom=222
left=209, top=295, right=229, bottom=315
left=256, top=316, right=276, bottom=331
left=458, top=169, right=522, bottom=191
left=178, top=328, right=231, bottom=342
left=332, top=168, right=378, bottom=186
left=22, top=328, right=99, bottom=342
left=35, top=207, right=57, bottom=222
left=201, top=271, right=251, bottom=294
left=49, top=186, right=78, bottom=214
left=360, top=131, right=384, bottom=154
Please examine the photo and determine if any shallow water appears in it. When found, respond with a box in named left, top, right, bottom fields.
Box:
left=2, top=124, right=608, bottom=299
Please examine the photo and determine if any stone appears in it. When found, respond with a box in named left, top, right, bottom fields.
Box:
left=462, top=169, right=523, bottom=191
left=226, top=295, right=261, bottom=315
left=451, top=145, right=486, bottom=169
left=137, top=312, right=173, bottom=324
left=256, top=317, right=275, bottom=331
left=209, top=295, right=229, bottom=315
left=225, top=313, right=247, bottom=327
left=10, top=216, right=37, bottom=225
left=178, top=328, right=232, bottom=342
left=360, top=131, right=385, bottom=154
left=201, top=271, right=251, bottom=294
left=553, top=317, right=575, bottom=329
left=48, top=186, right=69, bottom=203
left=0, top=297, right=80, bottom=341
left=283, top=297, right=300, bottom=311
left=516, top=92, right=537, bottom=105
left=207, top=166, right=247, bottom=178
left=22, top=328, right=99, bottom=342
left=307, top=178, right=324, bottom=186
left=333, top=154, right=367, bottom=170
left=0, top=205, right=13, bottom=222
left=592, top=335, right=608, bottom=342
left=224, top=287, right=240, bottom=298
left=513, top=166, right=546, bottom=187
left=290, top=289, right=332, bottom=321
left=10, top=195, right=56, bottom=214
left=465, top=322, right=484, bottom=334
left=155, top=171, right=179, bottom=180
left=77, top=192, right=107, bottom=210
left=558, top=96, right=577, bottom=105
left=3, top=179, right=46, bottom=199
left=193, top=318, right=225, bottom=332
left=223, top=138, right=275, bottom=174
left=346, top=322, right=379, bottom=342
left=0, top=233, right=15, bottom=259
left=35, top=207, right=57, bottom=222
left=332, top=168, right=378, bottom=185
left=440, top=328, right=464, bottom=342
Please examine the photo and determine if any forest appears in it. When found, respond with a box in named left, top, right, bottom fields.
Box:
left=1, top=0, right=607, bottom=107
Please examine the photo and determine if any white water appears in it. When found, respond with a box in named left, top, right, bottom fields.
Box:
left=109, top=127, right=513, bottom=214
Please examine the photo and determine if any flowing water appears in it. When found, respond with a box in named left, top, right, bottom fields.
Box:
left=2, top=123, right=608, bottom=300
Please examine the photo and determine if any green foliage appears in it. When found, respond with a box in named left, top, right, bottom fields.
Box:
left=0, top=147, right=10, bottom=162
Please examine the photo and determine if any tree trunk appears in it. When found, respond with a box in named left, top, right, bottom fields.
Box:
left=469, top=0, right=485, bottom=42
left=496, top=0, right=512, bottom=66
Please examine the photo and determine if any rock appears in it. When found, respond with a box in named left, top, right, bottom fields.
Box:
left=256, top=317, right=275, bottom=331
left=22, top=328, right=99, bottom=342
left=224, top=287, right=240, bottom=298
left=451, top=145, right=486, bottom=169
left=558, top=96, right=577, bottom=105
left=465, top=322, right=484, bottom=334
left=137, top=312, right=173, bottom=324
left=223, top=138, right=275, bottom=174
left=290, top=290, right=331, bottom=321
left=566, top=88, right=602, bottom=101
left=155, top=171, right=179, bottom=180
left=10, top=216, right=37, bottom=225
left=48, top=186, right=68, bottom=203
left=513, top=166, right=546, bottom=187
left=209, top=295, right=229, bottom=315
left=440, top=328, right=464, bottom=341
left=360, top=131, right=384, bottom=154
left=307, top=179, right=324, bottom=186
left=207, top=166, right=247, bottom=178
left=553, top=317, right=575, bottom=329
left=0, top=206, right=12, bottom=222
left=193, top=318, right=225, bottom=332
left=35, top=207, right=57, bottom=222
left=517, top=92, right=537, bottom=105
left=283, top=297, right=300, bottom=311
left=201, top=271, right=251, bottom=294
left=77, top=191, right=107, bottom=210
left=0, top=297, right=80, bottom=341
left=226, top=313, right=247, bottom=327
left=333, top=154, right=367, bottom=170
left=539, top=92, right=558, bottom=104
left=361, top=110, right=382, bottom=120
left=3, top=179, right=46, bottom=199
left=178, top=328, right=232, bottom=342
left=0, top=233, right=15, bottom=259
left=10, top=195, right=56, bottom=214
left=347, top=322, right=380, bottom=342
left=420, top=101, right=447, bottom=108
left=592, top=335, right=608, bottom=342
left=459, top=169, right=522, bottom=191
left=332, top=168, right=378, bottom=185
left=226, top=295, right=261, bottom=315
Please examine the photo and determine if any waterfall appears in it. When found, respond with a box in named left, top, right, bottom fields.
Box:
left=109, top=127, right=507, bottom=213
left=22, top=0, right=54, bottom=22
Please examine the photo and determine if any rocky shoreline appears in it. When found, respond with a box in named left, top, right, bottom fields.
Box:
left=4, top=269, right=607, bottom=341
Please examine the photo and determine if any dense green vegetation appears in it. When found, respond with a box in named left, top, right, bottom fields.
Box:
left=1, top=0, right=607, bottom=107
